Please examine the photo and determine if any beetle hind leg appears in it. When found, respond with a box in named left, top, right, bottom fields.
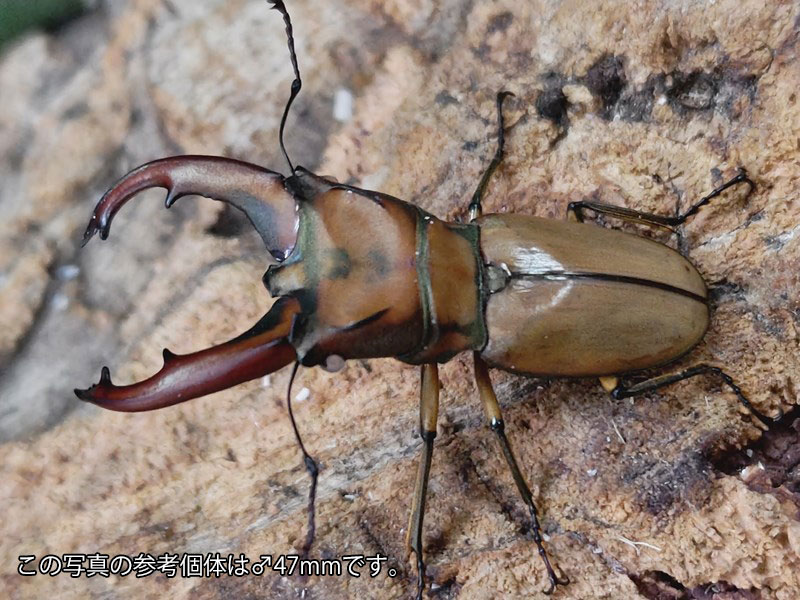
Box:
left=609, top=363, right=783, bottom=429
left=567, top=168, right=755, bottom=231
left=473, top=355, right=569, bottom=594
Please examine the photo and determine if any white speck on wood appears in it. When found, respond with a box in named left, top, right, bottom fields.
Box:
left=333, top=87, right=354, bottom=122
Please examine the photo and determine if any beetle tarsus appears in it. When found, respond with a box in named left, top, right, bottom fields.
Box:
left=679, top=167, right=755, bottom=223
left=301, top=453, right=319, bottom=557
left=567, top=168, right=756, bottom=229
left=539, top=543, right=570, bottom=594
left=525, top=499, right=569, bottom=594
left=611, top=364, right=782, bottom=430
left=495, top=420, right=568, bottom=594
left=408, top=432, right=434, bottom=600
left=415, top=551, right=425, bottom=600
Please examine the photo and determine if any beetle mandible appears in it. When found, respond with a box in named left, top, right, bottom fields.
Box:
left=74, top=1, right=783, bottom=597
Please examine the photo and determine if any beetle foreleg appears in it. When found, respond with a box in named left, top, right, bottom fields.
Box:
left=74, top=296, right=299, bottom=411
left=82, top=155, right=298, bottom=261
left=610, top=363, right=784, bottom=430
left=567, top=169, right=754, bottom=231
left=406, top=363, right=440, bottom=600
left=473, top=354, right=569, bottom=595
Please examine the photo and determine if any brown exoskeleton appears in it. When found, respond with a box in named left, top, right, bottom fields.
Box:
left=75, top=2, right=782, bottom=597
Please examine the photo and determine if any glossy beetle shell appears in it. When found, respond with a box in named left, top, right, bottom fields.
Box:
left=264, top=172, right=486, bottom=367
left=478, top=214, right=709, bottom=376
left=77, top=165, right=712, bottom=406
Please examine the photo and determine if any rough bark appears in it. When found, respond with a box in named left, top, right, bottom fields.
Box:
left=1, top=0, right=799, bottom=599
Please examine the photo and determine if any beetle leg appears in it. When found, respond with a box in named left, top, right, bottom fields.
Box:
left=473, top=354, right=569, bottom=594
left=82, top=155, right=298, bottom=261
left=567, top=169, right=754, bottom=230
left=285, top=362, right=320, bottom=558
left=468, top=91, right=514, bottom=221
left=406, top=363, right=440, bottom=600
left=74, top=296, right=299, bottom=411
left=610, top=363, right=784, bottom=430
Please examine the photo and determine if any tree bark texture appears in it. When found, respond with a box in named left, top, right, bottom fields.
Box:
left=1, top=1, right=799, bottom=598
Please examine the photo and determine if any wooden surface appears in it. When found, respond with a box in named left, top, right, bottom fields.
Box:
left=1, top=0, right=799, bottom=598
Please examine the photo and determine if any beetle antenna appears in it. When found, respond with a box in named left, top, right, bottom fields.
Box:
left=268, top=0, right=302, bottom=173
left=286, top=361, right=319, bottom=557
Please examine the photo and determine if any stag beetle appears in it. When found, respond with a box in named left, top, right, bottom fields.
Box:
left=75, top=1, right=782, bottom=597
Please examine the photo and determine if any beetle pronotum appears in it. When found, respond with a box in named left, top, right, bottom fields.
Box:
left=75, top=1, right=783, bottom=597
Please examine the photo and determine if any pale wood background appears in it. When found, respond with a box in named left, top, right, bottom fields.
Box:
left=1, top=0, right=799, bottom=598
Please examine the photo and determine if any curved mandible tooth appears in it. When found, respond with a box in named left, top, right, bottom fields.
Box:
left=83, top=155, right=299, bottom=261
left=74, top=297, right=300, bottom=412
